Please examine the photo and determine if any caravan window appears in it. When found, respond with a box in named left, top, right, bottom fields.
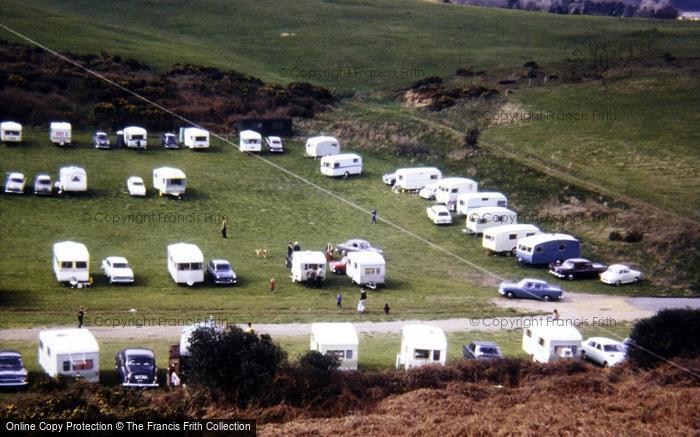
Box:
left=538, top=338, right=545, bottom=346
left=63, top=361, right=70, bottom=371
left=334, top=163, right=340, bottom=168
left=497, top=200, right=506, bottom=206
left=451, top=188, right=458, bottom=193
left=191, top=262, right=203, bottom=270
left=353, top=158, right=358, bottom=163
left=430, top=174, right=438, bottom=179
left=169, top=178, right=185, bottom=186
left=365, top=267, right=380, bottom=275
left=414, top=349, right=430, bottom=359
left=178, top=263, right=189, bottom=271
left=484, top=235, right=494, bottom=241
left=60, top=261, right=72, bottom=268
left=509, top=234, right=517, bottom=240
left=327, top=350, right=345, bottom=359
left=72, top=359, right=94, bottom=371
left=346, top=350, right=353, bottom=359
left=195, top=136, right=207, bottom=142
left=433, top=350, right=441, bottom=361
left=76, top=261, right=87, bottom=269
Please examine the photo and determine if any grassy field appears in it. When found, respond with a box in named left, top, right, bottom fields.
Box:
left=2, top=0, right=700, bottom=92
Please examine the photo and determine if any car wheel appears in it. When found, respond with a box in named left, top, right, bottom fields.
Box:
left=341, top=250, right=348, bottom=256
left=543, top=295, right=550, bottom=301
left=633, top=277, right=640, bottom=283
left=603, top=361, right=609, bottom=368
left=506, top=291, right=514, bottom=299
left=615, top=280, right=621, bottom=286
left=567, top=274, right=574, bottom=280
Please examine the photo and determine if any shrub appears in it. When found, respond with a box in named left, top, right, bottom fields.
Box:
left=623, top=230, right=644, bottom=243
left=608, top=230, right=623, bottom=241
left=628, top=308, right=700, bottom=368
left=465, top=128, right=480, bottom=147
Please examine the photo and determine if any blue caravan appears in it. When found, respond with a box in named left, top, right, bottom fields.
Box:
left=516, top=233, right=580, bottom=265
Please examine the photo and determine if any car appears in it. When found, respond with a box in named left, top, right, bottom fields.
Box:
left=93, top=131, right=110, bottom=149
left=161, top=133, right=179, bottom=149
left=265, top=136, right=284, bottom=153
left=33, top=173, right=53, bottom=195
left=334, top=239, right=383, bottom=256
left=382, top=171, right=397, bottom=186
left=4, top=172, right=26, bottom=194
left=418, top=181, right=440, bottom=200
left=462, top=341, right=503, bottom=360
left=600, top=264, right=642, bottom=286
left=582, top=337, right=626, bottom=367
left=115, top=348, right=158, bottom=388
left=549, top=258, right=607, bottom=280
left=126, top=176, right=147, bottom=197
left=101, top=256, right=135, bottom=284
left=207, top=259, right=237, bottom=285
left=0, top=350, right=28, bottom=388
left=427, top=205, right=452, bottom=225
left=498, top=278, right=563, bottom=300
left=329, top=259, right=347, bottom=274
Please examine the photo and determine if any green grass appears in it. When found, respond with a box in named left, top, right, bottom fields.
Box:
left=2, top=0, right=700, bottom=92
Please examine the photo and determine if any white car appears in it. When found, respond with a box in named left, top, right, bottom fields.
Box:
left=34, top=173, right=53, bottom=195
left=582, top=337, right=626, bottom=367
left=127, top=176, right=147, bottom=197
left=265, top=136, right=284, bottom=153
left=427, top=205, right=452, bottom=225
left=382, top=172, right=396, bottom=186
left=418, top=181, right=440, bottom=200
left=101, top=256, right=135, bottom=284
left=600, top=264, right=642, bottom=286
left=4, top=172, right=26, bottom=194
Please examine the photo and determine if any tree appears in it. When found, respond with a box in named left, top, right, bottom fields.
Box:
left=627, top=308, right=700, bottom=368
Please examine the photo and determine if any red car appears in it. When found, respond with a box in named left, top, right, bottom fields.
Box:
left=329, top=259, right=347, bottom=274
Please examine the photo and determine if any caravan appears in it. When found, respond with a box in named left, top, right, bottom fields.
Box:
left=456, top=192, right=507, bottom=216
left=516, top=233, right=580, bottom=265
left=0, top=121, right=22, bottom=143
left=182, top=127, right=209, bottom=149
left=57, top=166, right=87, bottom=193
left=167, top=243, right=204, bottom=285
left=393, top=167, right=442, bottom=192
left=290, top=251, right=327, bottom=283
left=49, top=122, right=72, bottom=146
left=310, top=323, right=359, bottom=370
left=396, top=325, right=447, bottom=370
left=522, top=324, right=583, bottom=363
left=239, top=130, right=262, bottom=152
left=38, top=329, right=100, bottom=382
left=122, top=126, right=148, bottom=149
left=53, top=241, right=90, bottom=284
left=345, top=251, right=385, bottom=287
left=305, top=136, right=340, bottom=158
left=482, top=224, right=541, bottom=255
left=463, top=206, right=517, bottom=235
left=153, top=167, right=186, bottom=198
left=320, top=153, right=362, bottom=178
left=435, top=177, right=478, bottom=205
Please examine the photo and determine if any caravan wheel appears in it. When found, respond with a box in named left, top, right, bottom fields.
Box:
left=510, top=248, right=517, bottom=257
left=343, top=171, right=350, bottom=179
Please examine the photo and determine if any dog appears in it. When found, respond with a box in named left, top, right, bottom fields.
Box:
left=255, top=249, right=269, bottom=258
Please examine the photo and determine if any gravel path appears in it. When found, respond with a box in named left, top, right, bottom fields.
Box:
left=1, top=294, right=698, bottom=342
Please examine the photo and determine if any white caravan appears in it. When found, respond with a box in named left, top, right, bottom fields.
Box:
left=396, top=325, right=447, bottom=370
left=435, top=177, right=478, bottom=205
left=393, top=167, right=442, bottom=192
left=122, top=126, right=147, bottom=149
left=482, top=224, right=541, bottom=255
left=345, top=251, right=386, bottom=287
left=49, top=122, right=72, bottom=146
left=153, top=167, right=186, bottom=198
left=183, top=127, right=209, bottom=149
left=464, top=206, right=517, bottom=235
left=305, top=136, right=340, bottom=158
left=239, top=130, right=262, bottom=152
left=38, top=329, right=100, bottom=382
left=290, top=251, right=327, bottom=283
left=167, top=243, right=204, bottom=286
left=310, top=323, right=359, bottom=371
left=456, top=192, right=507, bottom=216
left=523, top=324, right=583, bottom=363
left=320, top=153, right=362, bottom=178
left=53, top=241, right=90, bottom=284
left=0, top=121, right=22, bottom=143
left=57, top=166, right=87, bottom=193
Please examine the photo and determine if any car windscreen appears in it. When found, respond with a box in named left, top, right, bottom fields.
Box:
left=132, top=181, right=144, bottom=186
left=0, top=356, right=23, bottom=370
left=127, top=355, right=154, bottom=367
left=97, top=134, right=108, bottom=140
left=604, top=344, right=625, bottom=353
left=10, top=178, right=23, bottom=183
left=112, top=263, right=128, bottom=269
left=215, top=264, right=231, bottom=272
left=479, top=347, right=500, bottom=355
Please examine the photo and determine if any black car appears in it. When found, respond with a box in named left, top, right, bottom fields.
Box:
left=115, top=348, right=158, bottom=388
left=549, top=258, right=607, bottom=280
left=462, top=341, right=503, bottom=360
left=161, top=133, right=179, bottom=149
left=0, top=350, right=28, bottom=388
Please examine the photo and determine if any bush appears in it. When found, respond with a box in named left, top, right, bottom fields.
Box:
left=465, top=128, right=480, bottom=147
left=608, top=230, right=623, bottom=241
left=187, top=325, right=287, bottom=405
left=623, top=230, right=644, bottom=243
left=628, top=308, right=700, bottom=368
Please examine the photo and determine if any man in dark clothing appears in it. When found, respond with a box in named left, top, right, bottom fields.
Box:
left=370, top=209, right=377, bottom=224
left=360, top=288, right=367, bottom=301
left=384, top=303, right=391, bottom=315
left=337, top=291, right=342, bottom=308
left=286, top=241, right=293, bottom=268
left=221, top=219, right=228, bottom=239
left=77, top=306, right=85, bottom=328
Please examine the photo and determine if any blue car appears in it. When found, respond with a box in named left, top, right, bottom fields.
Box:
left=498, top=278, right=563, bottom=301
left=207, top=259, right=237, bottom=285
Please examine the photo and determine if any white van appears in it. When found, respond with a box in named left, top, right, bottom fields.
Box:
left=239, top=130, right=262, bottom=152
left=57, top=166, right=87, bottom=193
left=523, top=324, right=583, bottom=363
left=122, top=126, right=147, bottom=149
left=345, top=251, right=385, bottom=287
left=320, top=153, right=362, bottom=178
left=183, top=127, right=209, bottom=149
left=393, top=167, right=441, bottom=192
left=456, top=192, right=507, bottom=216
left=463, top=206, right=517, bottom=235
left=482, top=224, right=541, bottom=255
left=38, top=329, right=100, bottom=382
left=310, top=323, right=359, bottom=371
left=167, top=243, right=204, bottom=286
left=396, top=325, right=447, bottom=370
left=435, top=177, right=478, bottom=205
left=49, top=122, right=72, bottom=146
left=53, top=241, right=90, bottom=284
left=291, top=251, right=326, bottom=283
left=305, top=136, right=340, bottom=158
left=153, top=167, right=186, bottom=198
left=0, top=121, right=22, bottom=143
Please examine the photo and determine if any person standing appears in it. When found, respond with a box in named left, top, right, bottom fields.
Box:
left=77, top=306, right=85, bottom=328
left=384, top=303, right=391, bottom=315
left=360, top=288, right=367, bottom=301
left=370, top=208, right=377, bottom=224
left=336, top=291, right=342, bottom=308
left=245, top=322, right=255, bottom=334
left=269, top=277, right=276, bottom=292
left=221, top=218, right=228, bottom=239
left=286, top=241, right=293, bottom=267
left=553, top=309, right=560, bottom=321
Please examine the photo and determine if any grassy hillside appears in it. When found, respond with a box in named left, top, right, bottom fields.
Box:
left=2, top=0, right=700, bottom=92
